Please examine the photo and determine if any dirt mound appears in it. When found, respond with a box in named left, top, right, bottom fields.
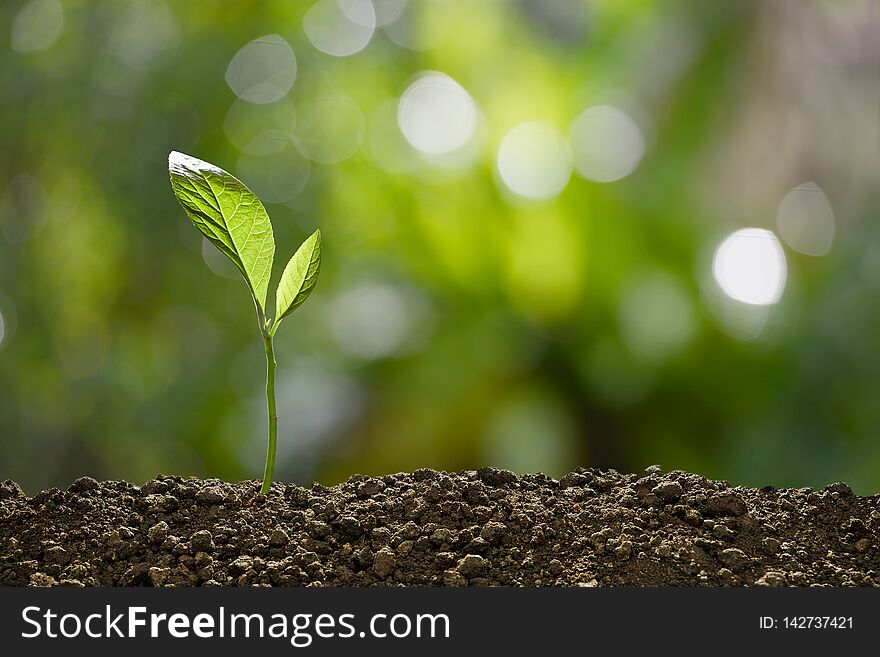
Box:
left=0, top=467, right=876, bottom=587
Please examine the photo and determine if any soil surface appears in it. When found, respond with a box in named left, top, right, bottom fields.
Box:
left=0, top=467, right=877, bottom=587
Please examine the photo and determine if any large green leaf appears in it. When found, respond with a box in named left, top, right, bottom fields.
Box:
left=168, top=151, right=275, bottom=313
left=275, top=229, right=322, bottom=323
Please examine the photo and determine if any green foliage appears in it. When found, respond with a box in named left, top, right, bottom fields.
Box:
left=168, top=151, right=275, bottom=315
left=275, top=229, right=322, bottom=327
left=169, top=151, right=321, bottom=491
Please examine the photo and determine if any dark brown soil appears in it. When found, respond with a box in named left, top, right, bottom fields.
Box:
left=0, top=467, right=877, bottom=587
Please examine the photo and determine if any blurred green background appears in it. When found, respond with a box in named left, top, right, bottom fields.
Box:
left=1, top=0, right=877, bottom=494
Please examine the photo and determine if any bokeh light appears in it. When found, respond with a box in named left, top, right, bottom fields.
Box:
left=775, top=182, right=835, bottom=256
left=225, top=34, right=297, bottom=104
left=712, top=228, right=787, bottom=306
left=397, top=72, right=477, bottom=155
left=619, top=272, right=695, bottom=360
left=109, top=0, right=178, bottom=67
left=373, top=0, right=409, bottom=26
left=294, top=92, right=365, bottom=164
left=201, top=238, right=239, bottom=280
left=570, top=105, right=645, bottom=183
left=303, top=0, right=376, bottom=57
left=497, top=122, right=572, bottom=200
left=704, top=291, right=770, bottom=342
left=383, top=0, right=454, bottom=51
left=329, top=282, right=427, bottom=360
left=10, top=0, right=63, bottom=54
left=236, top=145, right=311, bottom=203
left=223, top=97, right=297, bottom=156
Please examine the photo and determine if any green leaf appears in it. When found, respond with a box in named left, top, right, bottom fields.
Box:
left=168, top=151, right=275, bottom=313
left=275, top=229, right=322, bottom=323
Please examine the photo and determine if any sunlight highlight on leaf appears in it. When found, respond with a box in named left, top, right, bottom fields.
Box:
left=168, top=151, right=275, bottom=313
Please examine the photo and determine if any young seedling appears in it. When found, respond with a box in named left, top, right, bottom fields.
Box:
left=168, top=151, right=321, bottom=494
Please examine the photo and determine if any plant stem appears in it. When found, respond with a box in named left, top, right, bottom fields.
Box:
left=260, top=332, right=277, bottom=494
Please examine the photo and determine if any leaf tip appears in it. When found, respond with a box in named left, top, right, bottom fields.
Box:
left=168, top=150, right=195, bottom=178
left=168, top=151, right=224, bottom=180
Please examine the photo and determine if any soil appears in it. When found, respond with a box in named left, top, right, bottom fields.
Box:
left=0, top=467, right=877, bottom=587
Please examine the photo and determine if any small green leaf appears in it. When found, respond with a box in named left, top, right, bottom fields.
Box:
left=275, top=229, right=322, bottom=323
left=168, top=151, right=275, bottom=313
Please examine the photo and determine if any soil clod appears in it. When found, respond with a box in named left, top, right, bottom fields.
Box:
left=0, top=469, right=877, bottom=587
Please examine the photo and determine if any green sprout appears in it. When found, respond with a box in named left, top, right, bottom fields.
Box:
left=168, top=151, right=321, bottom=494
